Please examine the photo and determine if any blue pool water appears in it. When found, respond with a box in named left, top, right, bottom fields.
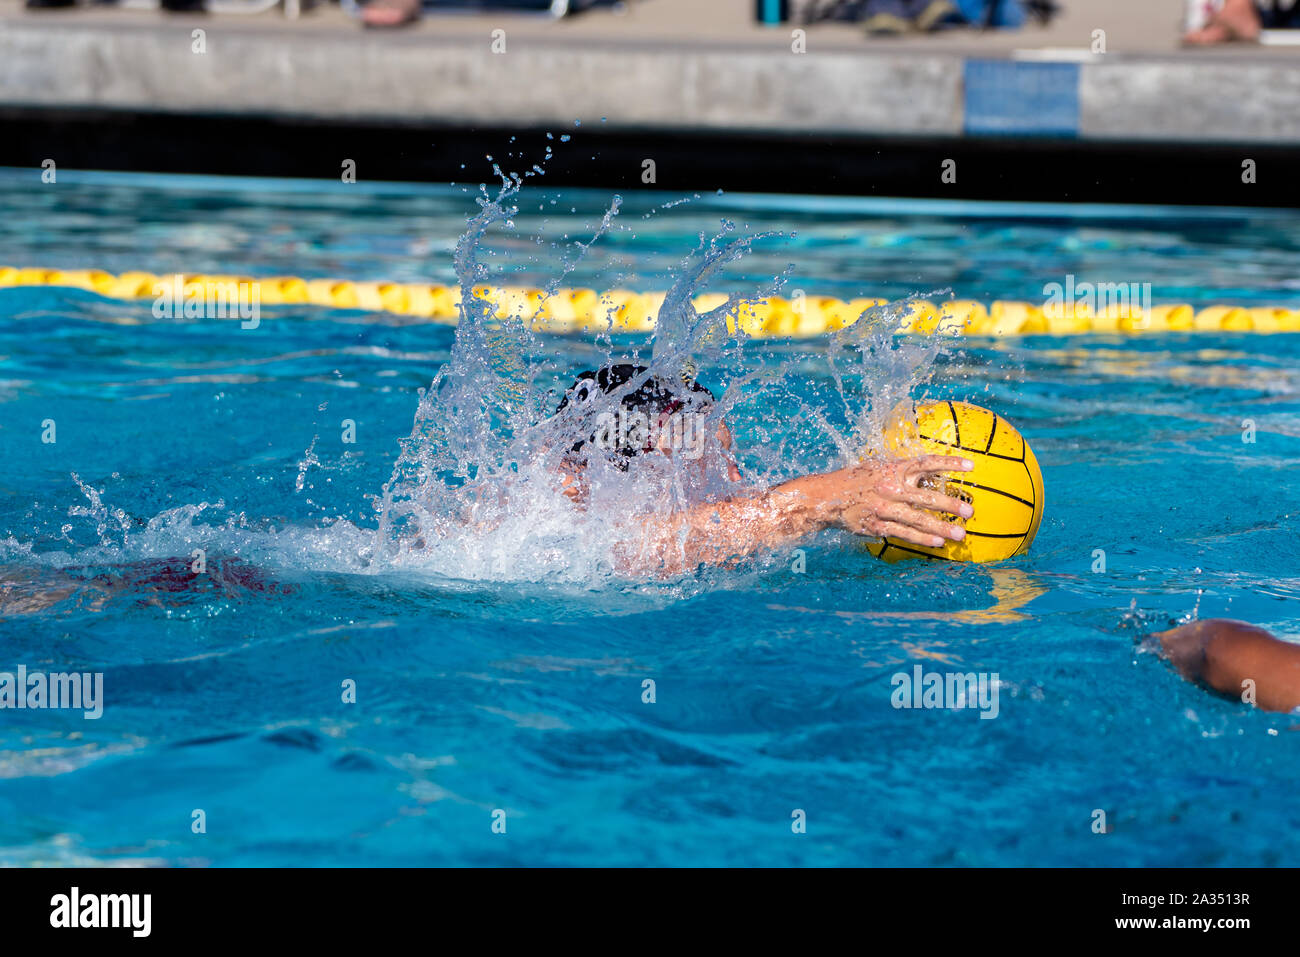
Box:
left=2, top=169, right=1299, bottom=866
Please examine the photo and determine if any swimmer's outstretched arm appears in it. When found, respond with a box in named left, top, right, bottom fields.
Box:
left=1155, top=619, right=1300, bottom=713
left=620, top=455, right=974, bottom=576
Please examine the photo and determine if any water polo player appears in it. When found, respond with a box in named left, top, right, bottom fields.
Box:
left=552, top=362, right=975, bottom=576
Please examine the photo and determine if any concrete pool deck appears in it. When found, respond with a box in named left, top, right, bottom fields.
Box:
left=2, top=0, right=1300, bottom=145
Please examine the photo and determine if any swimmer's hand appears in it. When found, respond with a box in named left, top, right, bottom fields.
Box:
left=814, top=455, right=974, bottom=549
left=620, top=455, right=973, bottom=576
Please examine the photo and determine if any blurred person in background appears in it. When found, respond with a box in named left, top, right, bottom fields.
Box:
left=783, top=0, right=1057, bottom=33
left=1185, top=0, right=1300, bottom=43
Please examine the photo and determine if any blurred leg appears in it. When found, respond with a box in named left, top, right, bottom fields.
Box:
left=1184, top=0, right=1262, bottom=44
left=361, top=0, right=421, bottom=28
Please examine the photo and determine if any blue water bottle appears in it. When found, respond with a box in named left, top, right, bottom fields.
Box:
left=755, top=0, right=789, bottom=25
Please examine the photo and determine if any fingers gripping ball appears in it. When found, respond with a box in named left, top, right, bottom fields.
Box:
left=867, top=400, right=1045, bottom=563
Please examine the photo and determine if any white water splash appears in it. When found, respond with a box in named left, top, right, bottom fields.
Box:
left=15, top=172, right=958, bottom=587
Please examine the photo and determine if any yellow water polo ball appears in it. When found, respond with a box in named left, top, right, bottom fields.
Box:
left=866, top=400, right=1045, bottom=563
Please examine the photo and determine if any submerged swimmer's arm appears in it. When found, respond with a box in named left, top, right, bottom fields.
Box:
left=1155, top=619, right=1300, bottom=713
left=619, top=455, right=974, bottom=576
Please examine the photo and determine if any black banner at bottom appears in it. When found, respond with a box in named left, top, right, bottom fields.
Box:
left=0, top=867, right=1277, bottom=943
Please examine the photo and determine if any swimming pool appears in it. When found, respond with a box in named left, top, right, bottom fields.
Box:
left=2, top=169, right=1299, bottom=866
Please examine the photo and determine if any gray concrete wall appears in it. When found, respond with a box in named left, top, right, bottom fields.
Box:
left=1079, top=60, right=1300, bottom=143
left=0, top=24, right=965, bottom=135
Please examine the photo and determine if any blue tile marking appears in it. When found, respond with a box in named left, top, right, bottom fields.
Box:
left=964, top=60, right=1081, bottom=138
